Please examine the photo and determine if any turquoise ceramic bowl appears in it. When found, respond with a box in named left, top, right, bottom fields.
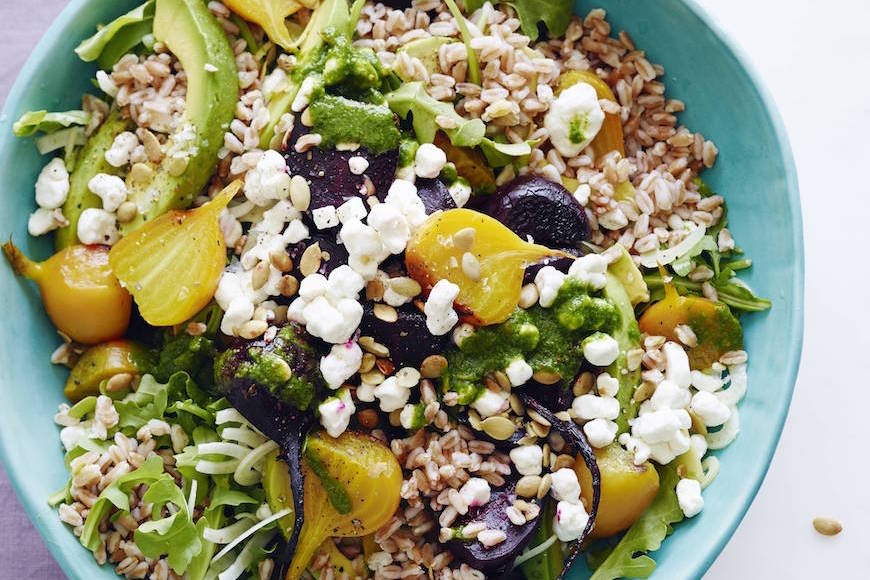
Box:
left=0, top=0, right=802, bottom=578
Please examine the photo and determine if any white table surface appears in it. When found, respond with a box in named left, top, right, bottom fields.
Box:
left=1, top=0, right=867, bottom=578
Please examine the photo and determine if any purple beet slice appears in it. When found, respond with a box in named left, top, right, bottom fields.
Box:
left=480, top=175, right=590, bottom=250
left=448, top=476, right=541, bottom=570
left=283, top=125, right=398, bottom=210
left=359, top=302, right=449, bottom=369
left=378, top=177, right=456, bottom=214
left=287, top=234, right=349, bottom=279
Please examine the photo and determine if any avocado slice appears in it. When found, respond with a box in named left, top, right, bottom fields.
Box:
left=120, top=0, right=237, bottom=233
left=396, top=36, right=455, bottom=77
left=56, top=110, right=132, bottom=250
left=608, top=244, right=650, bottom=306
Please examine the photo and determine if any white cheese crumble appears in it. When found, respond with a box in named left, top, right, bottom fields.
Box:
left=312, top=205, right=339, bottom=229
left=77, top=208, right=119, bottom=245
left=550, top=468, right=582, bottom=504
left=414, top=143, right=447, bottom=179
left=544, top=82, right=605, bottom=158
left=534, top=266, right=566, bottom=308
left=424, top=279, right=460, bottom=336
left=470, top=389, right=508, bottom=418
left=384, top=179, right=427, bottom=232
left=367, top=203, right=410, bottom=254
left=243, top=150, right=291, bottom=206
left=286, top=265, right=364, bottom=344
left=572, top=394, right=620, bottom=421
left=373, top=376, right=410, bottom=412
left=676, top=478, right=704, bottom=518
left=567, top=254, right=608, bottom=291
left=87, top=173, right=127, bottom=212
left=583, top=333, right=619, bottom=366
left=553, top=500, right=589, bottom=542
left=505, top=358, right=533, bottom=387
left=690, top=391, right=732, bottom=427
left=583, top=418, right=618, bottom=448
left=104, top=131, right=139, bottom=168
left=28, top=208, right=67, bottom=236
left=459, top=478, right=491, bottom=508
left=348, top=156, right=369, bottom=175
left=509, top=445, right=543, bottom=476
left=34, top=157, right=70, bottom=209
left=448, top=180, right=472, bottom=208
left=336, top=197, right=367, bottom=224
left=318, top=388, right=355, bottom=438
left=596, top=372, right=619, bottom=398
left=340, top=218, right=389, bottom=280
left=319, top=341, right=363, bottom=390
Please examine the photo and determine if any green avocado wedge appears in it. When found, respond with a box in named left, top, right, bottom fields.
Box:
left=602, top=271, right=643, bottom=435
left=120, top=0, right=237, bottom=234
left=56, top=110, right=132, bottom=250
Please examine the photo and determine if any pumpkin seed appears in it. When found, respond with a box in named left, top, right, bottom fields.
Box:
left=388, top=410, right=402, bottom=427
left=360, top=369, right=385, bottom=386
left=359, top=336, right=390, bottom=358
left=484, top=373, right=501, bottom=392
left=509, top=394, right=525, bottom=416
left=396, top=367, right=421, bottom=388
left=239, top=320, right=268, bottom=339
left=554, top=411, right=572, bottom=422
left=542, top=443, right=551, bottom=468
left=527, top=409, right=551, bottom=427
left=553, top=454, right=574, bottom=471
left=515, top=475, right=541, bottom=498
left=537, top=473, right=552, bottom=499
left=530, top=421, right=550, bottom=438
left=633, top=381, right=656, bottom=404
left=573, top=372, right=594, bottom=396
left=105, top=373, right=133, bottom=393
left=420, top=355, right=448, bottom=379
left=357, top=408, right=378, bottom=429
left=359, top=353, right=376, bottom=374
left=481, top=416, right=516, bottom=441
left=376, top=358, right=395, bottom=376
left=493, top=370, right=511, bottom=391
left=812, top=517, right=843, bottom=536
left=532, top=370, right=562, bottom=385
left=251, top=261, right=270, bottom=291
left=290, top=175, right=310, bottom=211
left=142, top=129, right=163, bottom=163
left=468, top=409, right=482, bottom=431
left=269, top=250, right=293, bottom=272
left=116, top=201, right=139, bottom=223
left=278, top=275, right=299, bottom=297
left=389, top=276, right=421, bottom=297
left=167, top=154, right=189, bottom=176
left=374, top=303, right=398, bottom=323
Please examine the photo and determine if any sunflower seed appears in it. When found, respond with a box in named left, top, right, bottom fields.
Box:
left=812, top=517, right=843, bottom=536
left=516, top=475, right=541, bottom=498
left=481, top=416, right=516, bottom=441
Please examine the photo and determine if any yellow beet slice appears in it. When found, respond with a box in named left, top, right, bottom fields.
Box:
left=406, top=209, right=569, bottom=326
left=109, top=180, right=241, bottom=327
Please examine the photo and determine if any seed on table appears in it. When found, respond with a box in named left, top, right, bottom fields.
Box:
left=278, top=275, right=299, bottom=297
left=452, top=227, right=476, bottom=250
left=516, top=475, right=542, bottom=498
left=461, top=252, right=481, bottom=281
left=251, top=261, right=270, bottom=290
left=374, top=303, right=398, bottom=323
left=357, top=408, right=379, bottom=429
left=299, top=242, right=322, bottom=277
left=116, top=201, right=138, bottom=223
left=290, top=175, right=311, bottom=211
left=269, top=250, right=293, bottom=272
left=420, top=355, right=448, bottom=379
left=481, top=416, right=516, bottom=441
left=813, top=517, right=843, bottom=536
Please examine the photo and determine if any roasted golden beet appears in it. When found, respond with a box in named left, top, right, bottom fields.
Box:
left=575, top=443, right=660, bottom=539
left=64, top=340, right=152, bottom=401
left=3, top=242, right=131, bottom=344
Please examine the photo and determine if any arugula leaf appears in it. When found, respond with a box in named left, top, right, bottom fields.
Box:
left=134, top=477, right=203, bottom=574
left=13, top=110, right=91, bottom=137
left=519, top=501, right=561, bottom=579
left=386, top=82, right=531, bottom=164
left=80, top=455, right=166, bottom=552
left=589, top=465, right=683, bottom=580
left=644, top=271, right=771, bottom=313
left=114, top=372, right=195, bottom=430
left=75, top=0, right=155, bottom=67
left=466, top=0, right=574, bottom=41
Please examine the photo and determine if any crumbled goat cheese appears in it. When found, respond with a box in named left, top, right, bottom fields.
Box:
left=448, top=180, right=472, bottom=208
left=348, top=156, right=369, bottom=175
left=384, top=179, right=427, bottom=232
left=553, top=500, right=589, bottom=542
left=470, top=389, right=509, bottom=418
left=572, top=394, right=620, bottom=421
left=399, top=404, right=421, bottom=429
left=291, top=76, right=317, bottom=112
left=596, top=372, right=619, bottom=397
left=219, top=211, right=243, bottom=247
left=649, top=379, right=691, bottom=411
left=505, top=358, right=533, bottom=387
left=550, top=468, right=582, bottom=504
left=244, top=150, right=291, bottom=206
left=568, top=254, right=608, bottom=290
left=287, top=265, right=365, bottom=343
left=691, top=369, right=725, bottom=392
left=663, top=341, right=692, bottom=389
left=676, top=478, right=704, bottom=518
left=544, top=82, right=605, bottom=158
left=510, top=445, right=543, bottom=476
left=104, top=131, right=139, bottom=168
left=690, top=433, right=708, bottom=459
left=583, top=333, right=619, bottom=366
left=628, top=405, right=692, bottom=465
left=34, top=157, right=70, bottom=209
left=340, top=218, right=389, bottom=280
left=77, top=208, right=119, bottom=245
left=534, top=266, right=566, bottom=308
left=320, top=341, right=363, bottom=389
left=87, top=173, right=127, bottom=212
left=690, top=391, right=732, bottom=427
left=367, top=202, right=411, bottom=254
left=319, top=388, right=355, bottom=438
left=459, top=477, right=491, bottom=508
left=414, top=143, right=447, bottom=179
left=284, top=219, right=309, bottom=244
left=373, top=376, right=410, bottom=412
left=28, top=208, right=67, bottom=236
left=220, top=295, right=255, bottom=336
left=583, top=418, right=618, bottom=448
left=312, top=205, right=339, bottom=229
left=424, top=279, right=460, bottom=336
left=336, top=197, right=367, bottom=224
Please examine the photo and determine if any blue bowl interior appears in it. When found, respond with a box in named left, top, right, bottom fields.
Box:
left=0, top=0, right=802, bottom=578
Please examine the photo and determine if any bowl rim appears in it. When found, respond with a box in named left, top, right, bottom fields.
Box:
left=0, top=0, right=804, bottom=578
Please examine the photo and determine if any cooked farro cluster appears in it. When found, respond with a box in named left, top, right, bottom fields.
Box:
left=5, top=0, right=770, bottom=579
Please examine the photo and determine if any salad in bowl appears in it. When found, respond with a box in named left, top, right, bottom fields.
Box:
left=3, top=0, right=773, bottom=579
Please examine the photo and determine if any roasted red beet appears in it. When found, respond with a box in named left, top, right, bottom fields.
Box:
left=381, top=178, right=455, bottom=214
left=480, top=175, right=590, bottom=250
left=448, top=476, right=541, bottom=570
left=359, top=302, right=449, bottom=368
left=283, top=126, right=398, bottom=210
left=522, top=255, right=578, bottom=285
